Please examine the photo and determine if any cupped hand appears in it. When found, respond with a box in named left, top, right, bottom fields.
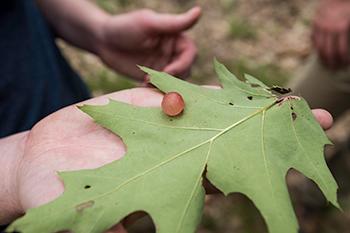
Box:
left=97, top=7, right=201, bottom=80
left=312, top=0, right=350, bottom=69
left=13, top=88, right=332, bottom=232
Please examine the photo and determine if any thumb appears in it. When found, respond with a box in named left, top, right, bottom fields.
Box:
left=148, top=6, right=201, bottom=34
left=312, top=109, right=333, bottom=130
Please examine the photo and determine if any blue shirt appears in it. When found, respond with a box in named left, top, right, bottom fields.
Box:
left=0, top=0, right=90, bottom=138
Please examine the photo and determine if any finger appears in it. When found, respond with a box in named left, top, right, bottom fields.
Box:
left=312, top=109, right=333, bottom=130
left=163, top=35, right=197, bottom=79
left=151, top=36, right=176, bottom=71
left=177, top=67, right=192, bottom=80
left=148, top=6, right=201, bottom=34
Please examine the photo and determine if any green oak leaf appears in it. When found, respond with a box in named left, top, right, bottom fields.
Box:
left=7, top=60, right=339, bottom=233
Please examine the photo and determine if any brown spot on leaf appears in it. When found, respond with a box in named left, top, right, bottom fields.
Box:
left=276, top=95, right=301, bottom=106
left=250, top=83, right=260, bottom=88
left=292, top=112, right=297, bottom=121
left=76, top=200, right=95, bottom=213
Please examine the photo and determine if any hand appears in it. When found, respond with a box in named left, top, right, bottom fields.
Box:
left=96, top=7, right=201, bottom=80
left=312, top=0, right=350, bottom=69
left=5, top=88, right=332, bottom=232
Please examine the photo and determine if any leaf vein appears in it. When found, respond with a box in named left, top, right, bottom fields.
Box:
left=175, top=141, right=213, bottom=233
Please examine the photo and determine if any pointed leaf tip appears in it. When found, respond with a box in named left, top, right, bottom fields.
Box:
left=138, top=65, right=153, bottom=74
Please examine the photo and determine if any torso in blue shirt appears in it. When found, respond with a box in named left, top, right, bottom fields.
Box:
left=0, top=0, right=90, bottom=138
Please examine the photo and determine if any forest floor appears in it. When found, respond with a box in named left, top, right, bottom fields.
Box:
left=60, top=0, right=350, bottom=232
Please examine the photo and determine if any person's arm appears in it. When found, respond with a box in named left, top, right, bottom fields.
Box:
left=35, top=0, right=108, bottom=55
left=0, top=132, right=28, bottom=224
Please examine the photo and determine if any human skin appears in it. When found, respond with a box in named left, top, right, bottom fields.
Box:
left=0, top=87, right=333, bottom=232
left=36, top=0, right=201, bottom=80
left=312, top=0, right=350, bottom=69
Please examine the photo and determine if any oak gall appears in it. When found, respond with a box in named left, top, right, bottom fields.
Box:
left=162, top=92, right=185, bottom=116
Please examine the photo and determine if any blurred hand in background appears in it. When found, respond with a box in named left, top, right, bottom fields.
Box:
left=97, top=7, right=201, bottom=80
left=312, top=0, right=350, bottom=69
left=37, top=0, right=201, bottom=81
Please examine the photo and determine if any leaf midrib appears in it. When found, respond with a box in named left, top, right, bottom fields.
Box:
left=95, top=101, right=276, bottom=200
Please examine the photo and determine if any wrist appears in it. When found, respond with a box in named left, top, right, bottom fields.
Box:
left=93, top=13, right=120, bottom=59
left=0, top=132, right=28, bottom=224
left=88, top=11, right=111, bottom=55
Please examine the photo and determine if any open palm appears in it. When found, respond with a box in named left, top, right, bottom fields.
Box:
left=15, top=88, right=162, bottom=232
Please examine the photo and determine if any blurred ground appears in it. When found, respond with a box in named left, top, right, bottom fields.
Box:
left=59, top=0, right=350, bottom=232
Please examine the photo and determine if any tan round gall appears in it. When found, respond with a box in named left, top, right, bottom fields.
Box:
left=161, top=92, right=185, bottom=116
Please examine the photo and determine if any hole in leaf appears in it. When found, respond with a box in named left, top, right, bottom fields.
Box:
left=286, top=169, right=328, bottom=206
left=290, top=106, right=294, bottom=110
left=84, top=185, right=91, bottom=189
left=247, top=96, right=253, bottom=100
left=122, top=211, right=155, bottom=233
left=202, top=166, right=220, bottom=194
left=292, top=112, right=297, bottom=121
left=203, top=176, right=220, bottom=194
left=229, top=102, right=234, bottom=106
left=202, top=193, right=268, bottom=232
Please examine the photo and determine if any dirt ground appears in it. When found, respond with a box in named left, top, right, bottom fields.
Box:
left=60, top=0, right=350, bottom=232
